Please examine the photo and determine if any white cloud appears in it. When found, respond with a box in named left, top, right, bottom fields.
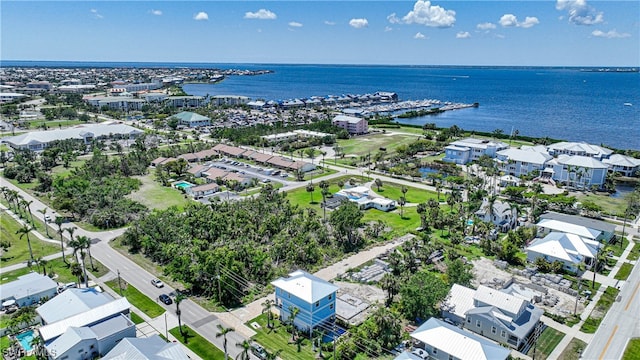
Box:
left=349, top=18, right=369, bottom=29
left=556, top=0, right=603, bottom=25
left=414, top=32, right=426, bottom=39
left=456, top=31, right=471, bottom=39
left=289, top=21, right=303, bottom=28
left=244, top=9, right=277, bottom=20
left=194, top=12, right=208, bottom=21
left=477, top=22, right=496, bottom=31
left=90, top=9, right=103, bottom=19
left=402, top=0, right=456, bottom=28
left=592, top=29, right=631, bottom=38
left=150, top=9, right=162, bottom=16
left=499, top=14, right=539, bottom=28
left=384, top=26, right=393, bottom=32
left=324, top=20, right=335, bottom=26
left=387, top=13, right=401, bottom=24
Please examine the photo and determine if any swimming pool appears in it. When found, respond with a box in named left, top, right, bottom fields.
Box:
left=174, top=181, right=194, bottom=190
left=16, top=329, right=35, bottom=352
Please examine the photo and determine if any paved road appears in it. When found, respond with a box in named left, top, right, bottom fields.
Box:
left=582, top=227, right=640, bottom=360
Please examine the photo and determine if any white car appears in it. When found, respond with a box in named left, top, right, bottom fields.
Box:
left=151, top=279, right=164, bottom=288
left=44, top=214, right=52, bottom=222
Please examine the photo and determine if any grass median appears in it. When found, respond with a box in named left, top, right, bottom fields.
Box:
left=169, top=325, right=225, bottom=360
left=581, top=286, right=620, bottom=334
left=104, top=279, right=166, bottom=318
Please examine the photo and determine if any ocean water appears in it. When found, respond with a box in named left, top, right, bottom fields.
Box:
left=3, top=61, right=639, bottom=149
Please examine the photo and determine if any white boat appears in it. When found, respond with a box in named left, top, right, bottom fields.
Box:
left=624, top=102, right=633, bottom=106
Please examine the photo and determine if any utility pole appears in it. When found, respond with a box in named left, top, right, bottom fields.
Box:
left=164, top=313, right=168, bottom=340
left=333, top=323, right=337, bottom=360
left=216, top=266, right=222, bottom=305
left=117, top=269, right=123, bottom=296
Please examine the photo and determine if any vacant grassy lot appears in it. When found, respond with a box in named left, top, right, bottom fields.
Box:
left=51, top=160, right=86, bottom=178
left=615, top=263, right=634, bottom=281
left=169, top=325, right=225, bottom=360
left=576, top=193, right=627, bottom=217
left=610, top=235, right=630, bottom=257
left=581, top=286, right=620, bottom=333
left=371, top=181, right=438, bottom=204
left=0, top=256, right=108, bottom=285
left=127, top=175, right=191, bottom=210
left=104, top=279, right=166, bottom=318
left=627, top=242, right=640, bottom=261
left=558, top=338, right=587, bottom=360
left=0, top=211, right=59, bottom=267
left=623, top=338, right=640, bottom=360
left=248, top=313, right=317, bottom=360
left=528, top=326, right=565, bottom=359
left=337, top=132, right=421, bottom=156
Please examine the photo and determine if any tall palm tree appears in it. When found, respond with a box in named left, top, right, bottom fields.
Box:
left=398, top=196, right=406, bottom=218
left=175, top=294, right=187, bottom=335
left=65, top=226, right=77, bottom=243
left=16, top=225, right=35, bottom=265
left=306, top=182, right=315, bottom=204
left=77, top=235, right=94, bottom=271
left=37, top=208, right=50, bottom=237
left=261, top=299, right=275, bottom=329
left=22, top=199, right=34, bottom=224
left=54, top=217, right=67, bottom=265
left=288, top=306, right=300, bottom=341
left=70, top=263, right=83, bottom=287
left=235, top=339, right=252, bottom=360
left=216, top=324, right=235, bottom=360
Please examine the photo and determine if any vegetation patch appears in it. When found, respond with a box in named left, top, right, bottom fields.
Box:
left=127, top=174, right=190, bottom=211
left=580, top=286, right=620, bottom=333
left=104, top=279, right=166, bottom=318
left=248, top=314, right=317, bottom=360
left=627, top=242, right=640, bottom=261
left=558, top=338, right=587, bottom=360
left=169, top=325, right=225, bottom=360
left=623, top=338, right=640, bottom=360
left=130, top=312, right=145, bottom=325
left=614, top=263, right=633, bottom=281
left=575, top=193, right=627, bottom=217
left=0, top=212, right=59, bottom=267
left=527, top=326, right=565, bottom=359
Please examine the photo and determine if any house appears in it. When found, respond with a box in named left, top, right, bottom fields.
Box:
left=2, top=123, right=143, bottom=151
left=204, top=168, right=230, bottom=183
left=187, top=164, right=210, bottom=178
left=332, top=115, right=368, bottom=135
left=171, top=111, right=211, bottom=128
left=193, top=148, right=218, bottom=161
left=536, top=214, right=615, bottom=243
left=475, top=198, right=518, bottom=232
left=212, top=143, right=247, bottom=158
left=442, top=284, right=543, bottom=349
left=396, top=317, right=511, bottom=360
left=443, top=138, right=509, bottom=165
left=545, top=155, right=609, bottom=189
left=178, top=153, right=199, bottom=163
left=102, top=335, right=189, bottom=360
left=547, top=141, right=613, bottom=160
left=496, top=148, right=552, bottom=178
left=526, top=232, right=601, bottom=272
left=0, top=272, right=58, bottom=308
left=333, top=186, right=396, bottom=212
left=36, top=288, right=134, bottom=360
left=602, top=154, right=640, bottom=177
left=187, top=182, right=220, bottom=199
left=271, top=270, right=339, bottom=337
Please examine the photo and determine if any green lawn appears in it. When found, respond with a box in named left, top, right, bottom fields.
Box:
left=610, top=235, right=630, bottom=257
left=104, top=279, right=166, bottom=318
left=528, top=327, right=565, bottom=359
left=337, top=132, right=421, bottom=156
left=51, top=160, right=86, bottom=177
left=0, top=211, right=60, bottom=267
left=576, top=193, right=628, bottom=217
left=1, top=256, right=108, bottom=285
left=130, top=312, right=145, bottom=325
left=623, top=338, right=640, bottom=360
left=371, top=182, right=438, bottom=204
left=127, top=175, right=191, bottom=210
left=614, top=263, right=634, bottom=281
left=558, top=338, right=587, bottom=360
left=627, top=242, right=640, bottom=261
left=169, top=325, right=225, bottom=360
left=581, top=286, right=620, bottom=333
left=248, top=313, right=318, bottom=360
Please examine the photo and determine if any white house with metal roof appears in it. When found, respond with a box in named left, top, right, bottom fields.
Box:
left=271, top=270, right=339, bottom=337
left=475, top=198, right=518, bottom=232
left=443, top=138, right=509, bottom=165
left=2, top=123, right=143, bottom=151
left=546, top=155, right=609, bottom=189
left=396, top=317, right=511, bottom=360
left=526, top=232, right=601, bottom=272
left=102, top=335, right=190, bottom=360
left=602, top=154, right=640, bottom=177
left=538, top=212, right=616, bottom=242
left=496, top=148, right=553, bottom=177
left=0, top=272, right=58, bottom=308
left=547, top=141, right=613, bottom=160
left=442, top=284, right=543, bottom=350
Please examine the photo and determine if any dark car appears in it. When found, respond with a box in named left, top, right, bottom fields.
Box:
left=159, top=294, right=173, bottom=305
left=251, top=343, right=267, bottom=359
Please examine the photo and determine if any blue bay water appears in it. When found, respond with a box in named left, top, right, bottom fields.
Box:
left=4, top=61, right=639, bottom=150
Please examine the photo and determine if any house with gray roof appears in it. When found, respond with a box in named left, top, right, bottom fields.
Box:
left=36, top=288, right=114, bottom=324
left=271, top=270, right=339, bottom=337
left=443, top=138, right=509, bottom=165
left=171, top=111, right=211, bottom=128
left=538, top=212, right=616, bottom=242
left=602, top=154, right=640, bottom=177
left=546, top=155, right=609, bottom=189
left=496, top=148, right=553, bottom=178
left=0, top=272, right=58, bottom=308
left=102, top=334, right=190, bottom=360
left=547, top=141, right=613, bottom=160
left=396, top=317, right=511, bottom=360
left=475, top=198, right=518, bottom=232
left=442, top=284, right=543, bottom=350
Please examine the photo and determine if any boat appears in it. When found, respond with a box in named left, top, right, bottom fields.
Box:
left=624, top=103, right=633, bottom=106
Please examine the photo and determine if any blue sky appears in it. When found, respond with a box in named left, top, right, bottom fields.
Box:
left=2, top=1, right=638, bottom=66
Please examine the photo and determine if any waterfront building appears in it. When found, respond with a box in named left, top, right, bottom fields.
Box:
left=547, top=141, right=613, bottom=160
left=496, top=148, right=552, bottom=178
left=602, top=154, right=640, bottom=177
left=210, top=95, right=250, bottom=106
left=165, top=96, right=204, bottom=108
left=113, top=81, right=162, bottom=93
left=332, top=114, right=368, bottom=135
left=271, top=270, right=338, bottom=337
left=443, top=138, right=509, bottom=165
left=545, top=155, right=608, bottom=189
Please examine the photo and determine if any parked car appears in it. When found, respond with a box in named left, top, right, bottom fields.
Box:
left=251, top=344, right=267, bottom=359
left=159, top=294, right=172, bottom=305
left=44, top=214, right=52, bottom=222
left=151, top=279, right=164, bottom=288
left=57, top=282, right=77, bottom=293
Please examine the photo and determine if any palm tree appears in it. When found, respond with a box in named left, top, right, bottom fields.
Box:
left=295, top=335, right=305, bottom=352
left=23, top=199, right=34, bottom=224
left=398, top=196, right=406, bottom=218
left=416, top=203, right=428, bottom=231
left=306, top=182, right=315, bottom=204
left=401, top=185, right=408, bottom=200
left=374, top=178, right=383, bottom=192
left=54, top=217, right=67, bottom=265
left=16, top=225, right=35, bottom=265
left=175, top=294, right=187, bottom=336
left=319, top=180, right=330, bottom=221
left=235, top=339, right=252, bottom=360
left=261, top=299, right=275, bottom=329
left=70, top=263, right=83, bottom=287
left=216, top=324, right=235, bottom=360
left=265, top=349, right=283, bottom=360
left=288, top=305, right=300, bottom=341
left=77, top=236, right=95, bottom=271
left=379, top=273, right=399, bottom=306
left=37, top=208, right=50, bottom=237
left=65, top=226, right=77, bottom=243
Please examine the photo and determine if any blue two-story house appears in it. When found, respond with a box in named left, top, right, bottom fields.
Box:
left=271, top=270, right=339, bottom=337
